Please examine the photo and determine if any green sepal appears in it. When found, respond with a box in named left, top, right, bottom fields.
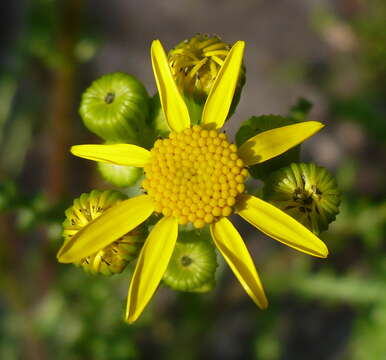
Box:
left=163, top=229, right=217, bottom=292
left=79, top=72, right=150, bottom=144
left=235, top=115, right=300, bottom=180
left=263, top=162, right=341, bottom=234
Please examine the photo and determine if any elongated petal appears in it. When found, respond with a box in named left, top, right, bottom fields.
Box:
left=201, top=41, right=245, bottom=129
left=71, top=144, right=151, bottom=167
left=126, top=216, right=178, bottom=323
left=236, top=194, right=328, bottom=258
left=238, top=121, right=324, bottom=166
left=57, top=195, right=155, bottom=263
left=211, top=218, right=268, bottom=309
left=151, top=40, right=190, bottom=132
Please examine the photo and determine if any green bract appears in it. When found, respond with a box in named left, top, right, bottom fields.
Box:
left=79, top=72, right=150, bottom=143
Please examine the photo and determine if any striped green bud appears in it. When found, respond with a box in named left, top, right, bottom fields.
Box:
left=79, top=72, right=150, bottom=143
left=263, top=163, right=341, bottom=235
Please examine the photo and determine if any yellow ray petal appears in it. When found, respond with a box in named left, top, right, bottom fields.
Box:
left=151, top=40, right=190, bottom=132
left=71, top=144, right=151, bottom=167
left=210, top=218, right=268, bottom=309
left=201, top=41, right=245, bottom=129
left=238, top=121, right=324, bottom=166
left=236, top=194, right=328, bottom=258
left=57, top=195, right=155, bottom=263
left=126, top=216, right=178, bottom=323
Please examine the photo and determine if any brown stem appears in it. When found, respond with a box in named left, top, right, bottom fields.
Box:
left=45, top=0, right=83, bottom=202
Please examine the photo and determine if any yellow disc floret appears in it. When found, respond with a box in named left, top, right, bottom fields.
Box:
left=143, top=125, right=247, bottom=229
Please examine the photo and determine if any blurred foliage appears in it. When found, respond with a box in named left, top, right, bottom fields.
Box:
left=1, top=0, right=386, bottom=359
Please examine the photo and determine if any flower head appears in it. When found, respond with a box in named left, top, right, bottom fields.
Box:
left=58, top=39, right=328, bottom=323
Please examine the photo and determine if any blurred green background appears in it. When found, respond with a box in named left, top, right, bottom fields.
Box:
left=1, top=0, right=385, bottom=359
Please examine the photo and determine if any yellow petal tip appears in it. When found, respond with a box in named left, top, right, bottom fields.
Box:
left=234, top=40, right=245, bottom=50
left=56, top=252, right=73, bottom=264
left=255, top=293, right=269, bottom=310
left=151, top=39, right=160, bottom=50
left=310, top=121, right=325, bottom=130
left=125, top=313, right=137, bottom=324
left=311, top=239, right=329, bottom=259
left=260, top=300, right=269, bottom=310
left=56, top=245, right=82, bottom=263
left=70, top=145, right=79, bottom=155
left=318, top=245, right=329, bottom=258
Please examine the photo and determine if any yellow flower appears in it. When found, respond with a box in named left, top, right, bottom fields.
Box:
left=57, top=40, right=328, bottom=323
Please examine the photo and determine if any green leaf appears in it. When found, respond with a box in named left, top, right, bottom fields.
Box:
left=288, top=97, right=313, bottom=122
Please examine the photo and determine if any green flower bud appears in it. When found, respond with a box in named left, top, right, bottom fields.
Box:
left=79, top=72, right=150, bottom=143
left=97, top=162, right=142, bottom=188
left=168, top=34, right=245, bottom=114
left=263, top=163, right=341, bottom=235
left=163, top=230, right=217, bottom=292
left=148, top=94, right=173, bottom=138
left=149, top=93, right=204, bottom=138
left=62, top=190, right=146, bottom=275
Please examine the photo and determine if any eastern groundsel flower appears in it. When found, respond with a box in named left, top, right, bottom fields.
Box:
left=57, top=40, right=328, bottom=323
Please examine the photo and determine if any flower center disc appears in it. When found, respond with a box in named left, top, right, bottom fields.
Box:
left=142, top=125, right=247, bottom=229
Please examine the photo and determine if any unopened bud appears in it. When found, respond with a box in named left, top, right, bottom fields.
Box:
left=79, top=72, right=150, bottom=143
left=168, top=35, right=245, bottom=104
left=263, top=163, right=341, bottom=234
left=163, top=230, right=217, bottom=292
left=62, top=190, right=146, bottom=275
